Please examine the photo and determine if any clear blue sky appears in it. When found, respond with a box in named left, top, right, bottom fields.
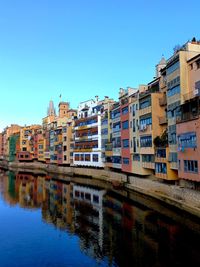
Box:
left=0, top=0, right=200, bottom=131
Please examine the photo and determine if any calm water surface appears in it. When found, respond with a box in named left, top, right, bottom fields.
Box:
left=0, top=170, right=200, bottom=267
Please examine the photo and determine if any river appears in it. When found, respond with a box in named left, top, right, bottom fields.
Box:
left=0, top=169, right=200, bottom=267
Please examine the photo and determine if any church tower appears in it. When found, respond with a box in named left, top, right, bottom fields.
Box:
left=59, top=101, right=69, bottom=118
left=47, top=100, right=56, bottom=116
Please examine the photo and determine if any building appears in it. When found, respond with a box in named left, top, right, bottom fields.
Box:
left=109, top=102, right=121, bottom=169
left=119, top=88, right=135, bottom=173
left=177, top=53, right=200, bottom=186
left=17, top=125, right=41, bottom=161
left=166, top=41, right=200, bottom=175
left=9, top=133, right=20, bottom=162
left=73, top=96, right=114, bottom=167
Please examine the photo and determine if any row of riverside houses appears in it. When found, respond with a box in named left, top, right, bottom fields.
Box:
left=1, top=39, right=200, bottom=189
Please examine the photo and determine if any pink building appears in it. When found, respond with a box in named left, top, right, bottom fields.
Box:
left=177, top=54, right=200, bottom=184
left=120, top=90, right=132, bottom=173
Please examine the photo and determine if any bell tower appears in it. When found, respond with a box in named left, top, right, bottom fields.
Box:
left=59, top=102, right=69, bottom=118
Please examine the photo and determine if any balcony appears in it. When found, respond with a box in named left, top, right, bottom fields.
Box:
left=140, top=147, right=154, bottom=154
left=139, top=106, right=152, bottom=116
left=74, top=122, right=98, bottom=130
left=170, top=162, right=178, bottom=170
left=44, top=152, right=50, bottom=159
left=159, top=116, right=167, bottom=125
left=113, top=147, right=121, bottom=155
left=142, top=162, right=155, bottom=169
left=159, top=95, right=167, bottom=106
left=155, top=156, right=167, bottom=163
left=176, top=112, right=199, bottom=123
left=139, top=124, right=152, bottom=135
left=75, top=134, right=98, bottom=141
left=74, top=147, right=99, bottom=152
left=183, top=88, right=200, bottom=102
left=155, top=172, right=168, bottom=179
left=105, top=143, right=112, bottom=151
left=112, top=163, right=121, bottom=169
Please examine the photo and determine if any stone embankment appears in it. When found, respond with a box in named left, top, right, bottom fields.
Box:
left=1, top=160, right=200, bottom=218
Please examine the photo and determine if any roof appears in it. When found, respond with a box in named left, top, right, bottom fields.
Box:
left=187, top=53, right=200, bottom=63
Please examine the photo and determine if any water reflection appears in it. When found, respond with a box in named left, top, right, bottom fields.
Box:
left=0, top=170, right=200, bottom=267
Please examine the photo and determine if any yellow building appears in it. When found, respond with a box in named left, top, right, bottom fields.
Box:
left=138, top=78, right=166, bottom=175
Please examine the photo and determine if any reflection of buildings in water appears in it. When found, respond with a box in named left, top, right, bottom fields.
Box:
left=62, top=182, right=74, bottom=232
left=15, top=173, right=46, bottom=209
left=0, top=172, right=18, bottom=206
left=73, top=184, right=106, bottom=256
left=103, top=193, right=180, bottom=267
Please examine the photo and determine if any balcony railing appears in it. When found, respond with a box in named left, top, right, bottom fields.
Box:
left=170, top=162, right=178, bottom=170
left=142, top=162, right=155, bottom=169
left=139, top=124, right=152, bottom=133
left=183, top=88, right=200, bottom=102
left=105, top=143, right=112, bottom=151
left=139, top=106, right=152, bottom=116
left=155, top=172, right=168, bottom=179
left=176, top=112, right=199, bottom=123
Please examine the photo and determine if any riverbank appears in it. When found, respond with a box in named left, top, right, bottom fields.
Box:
left=1, top=160, right=200, bottom=219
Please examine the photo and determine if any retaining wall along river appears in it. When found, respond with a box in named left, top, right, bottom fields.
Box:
left=1, top=160, right=200, bottom=218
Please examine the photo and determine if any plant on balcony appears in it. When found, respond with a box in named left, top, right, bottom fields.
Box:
left=153, top=129, right=168, bottom=147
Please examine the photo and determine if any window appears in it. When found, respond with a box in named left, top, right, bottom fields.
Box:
left=132, top=105, right=135, bottom=116
left=122, top=106, right=128, bottom=115
left=123, top=157, right=129, bottom=164
left=112, top=156, right=121, bottom=164
left=85, top=193, right=91, bottom=201
left=64, top=155, right=67, bottom=161
left=140, top=116, right=152, bottom=128
left=122, top=120, right=129, bottom=129
left=101, top=128, right=108, bottom=135
left=142, top=154, right=154, bottom=162
left=167, top=85, right=180, bottom=97
left=140, top=136, right=152, bottom=147
left=167, top=101, right=180, bottom=119
left=113, top=122, right=121, bottom=132
left=85, top=154, right=90, bottom=161
left=140, top=98, right=151, bottom=109
left=197, top=60, right=200, bottom=69
left=155, top=163, right=167, bottom=174
left=93, top=195, right=99, bottom=203
left=178, top=132, right=197, bottom=149
left=112, top=108, right=120, bottom=119
left=133, top=119, right=136, bottom=132
left=184, top=160, right=198, bottom=173
left=156, top=149, right=166, bottom=158
left=63, top=136, right=67, bottom=141
left=133, top=154, right=140, bottom=161
left=75, top=191, right=80, bottom=197
left=22, top=147, right=27, bottom=151
left=166, top=60, right=180, bottom=75
left=122, top=139, right=129, bottom=148
left=102, top=119, right=108, bottom=125
left=133, top=137, right=136, bottom=152
left=167, top=76, right=180, bottom=89
left=93, top=154, right=99, bottom=162
left=168, top=152, right=177, bottom=163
